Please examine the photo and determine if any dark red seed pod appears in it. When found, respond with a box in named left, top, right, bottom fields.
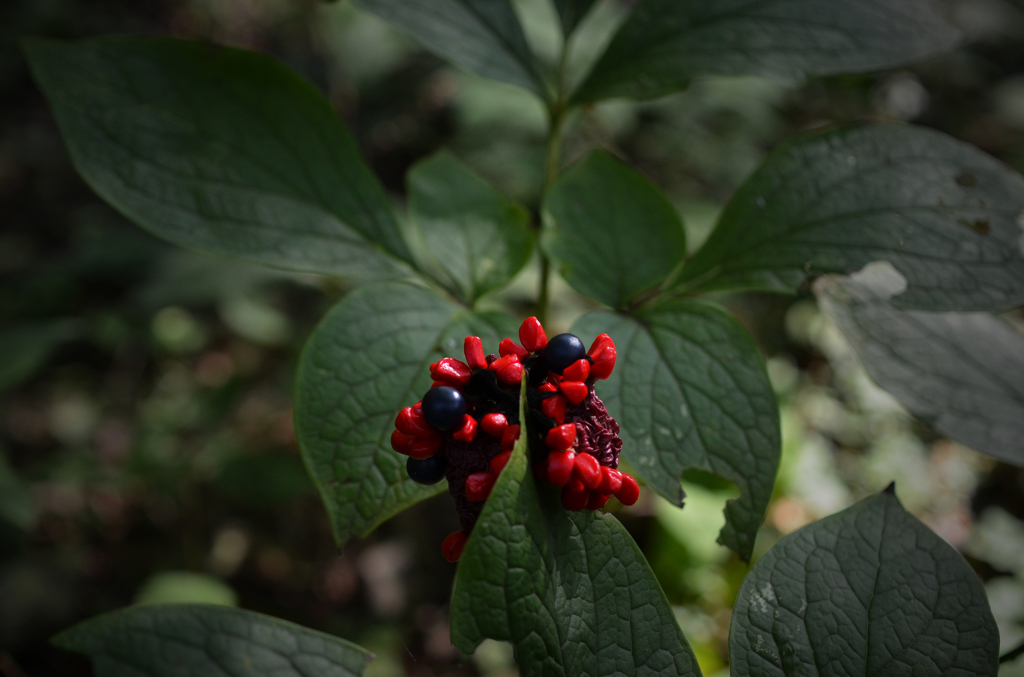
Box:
left=431, top=357, right=472, bottom=386
left=573, top=452, right=602, bottom=489
left=546, top=450, right=575, bottom=487
left=586, top=492, right=611, bottom=511
left=489, top=450, right=512, bottom=473
left=499, top=338, right=529, bottom=359
left=500, top=424, right=521, bottom=451
left=465, top=472, right=497, bottom=502
left=408, top=436, right=442, bottom=459
left=390, top=429, right=415, bottom=455
left=545, top=423, right=576, bottom=450
left=561, top=478, right=590, bottom=511
left=615, top=473, right=640, bottom=506
left=562, top=359, right=590, bottom=382
left=480, top=413, right=508, bottom=438
left=451, top=414, right=478, bottom=442
left=560, top=381, right=589, bottom=405
left=498, top=360, right=524, bottom=385
left=396, top=406, right=437, bottom=439
left=540, top=395, right=567, bottom=424
left=464, top=336, right=487, bottom=370
left=519, top=316, right=547, bottom=352
left=597, top=466, right=623, bottom=494
left=442, top=530, right=468, bottom=562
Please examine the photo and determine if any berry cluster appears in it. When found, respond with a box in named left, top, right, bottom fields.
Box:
left=390, top=317, right=638, bottom=562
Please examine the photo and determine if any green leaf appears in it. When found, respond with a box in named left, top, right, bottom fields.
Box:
left=573, top=0, right=959, bottom=102
left=450, top=381, right=701, bottom=677
left=730, top=486, right=999, bottom=677
left=0, top=319, right=76, bottom=393
left=25, top=37, right=412, bottom=278
left=350, top=0, right=546, bottom=96
left=677, top=124, right=1024, bottom=312
left=554, top=0, right=598, bottom=35
left=816, top=266, right=1024, bottom=467
left=573, top=301, right=780, bottom=561
left=53, top=604, right=373, bottom=676
left=408, top=151, right=534, bottom=304
left=543, top=150, right=687, bottom=310
left=295, top=282, right=518, bottom=547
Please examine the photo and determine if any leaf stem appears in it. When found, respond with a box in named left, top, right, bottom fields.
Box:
left=537, top=46, right=571, bottom=325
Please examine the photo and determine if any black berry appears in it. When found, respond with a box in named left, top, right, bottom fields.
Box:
left=407, top=455, right=448, bottom=485
left=422, top=386, right=466, bottom=430
left=543, top=333, right=587, bottom=374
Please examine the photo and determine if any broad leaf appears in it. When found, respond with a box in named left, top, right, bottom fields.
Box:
left=350, top=0, right=546, bottom=96
left=730, top=487, right=999, bottom=677
left=817, top=266, right=1024, bottom=467
left=408, top=151, right=534, bottom=304
left=0, top=319, right=76, bottom=393
left=573, top=0, right=958, bottom=102
left=543, top=150, right=686, bottom=309
left=295, top=282, right=518, bottom=547
left=677, top=124, right=1024, bottom=313
left=450, top=384, right=701, bottom=677
left=573, top=301, right=779, bottom=561
left=26, top=37, right=412, bottom=278
left=54, top=604, right=372, bottom=676
left=554, top=0, right=599, bottom=35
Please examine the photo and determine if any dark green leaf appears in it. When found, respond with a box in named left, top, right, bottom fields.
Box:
left=573, top=302, right=780, bottom=561
left=574, top=0, right=958, bottom=102
left=450, top=384, right=700, bottom=677
left=295, top=282, right=518, bottom=547
left=408, top=151, right=534, bottom=304
left=554, top=0, right=598, bottom=35
left=677, top=124, right=1024, bottom=312
left=350, top=0, right=546, bottom=96
left=0, top=319, right=76, bottom=393
left=53, top=604, right=373, bottom=676
left=730, top=487, right=999, bottom=677
left=25, top=37, right=412, bottom=278
left=817, top=266, right=1024, bottom=467
left=543, top=150, right=686, bottom=309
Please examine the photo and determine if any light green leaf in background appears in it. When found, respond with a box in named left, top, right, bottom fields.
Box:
left=573, top=301, right=780, bottom=561
left=134, top=572, right=238, bottom=607
left=817, top=265, right=1024, bottom=467
left=677, top=124, right=1024, bottom=312
left=25, top=37, right=412, bottom=279
left=450, top=385, right=701, bottom=677
left=0, top=318, right=76, bottom=393
left=54, top=604, right=372, bottom=677
left=543, top=150, right=686, bottom=310
left=295, top=282, right=518, bottom=548
left=573, top=0, right=959, bottom=102
left=350, top=0, right=547, bottom=96
left=730, top=486, right=999, bottom=677
left=553, top=0, right=599, bottom=36
left=408, top=151, right=534, bottom=304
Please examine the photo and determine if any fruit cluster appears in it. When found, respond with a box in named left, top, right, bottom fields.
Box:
left=390, top=317, right=638, bottom=562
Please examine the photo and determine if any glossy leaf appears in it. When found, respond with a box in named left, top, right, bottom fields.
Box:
left=0, top=319, right=75, bottom=393
left=573, top=301, right=780, bottom=561
left=408, top=151, right=534, bottom=304
left=543, top=150, right=686, bottom=309
left=25, top=37, right=412, bottom=278
left=730, top=487, right=999, bottom=677
left=54, top=604, right=372, bottom=676
left=295, top=282, right=518, bottom=547
left=350, top=0, right=546, bottom=96
left=574, top=0, right=958, bottom=102
left=554, top=0, right=598, bottom=35
left=450, top=383, right=700, bottom=677
left=817, top=266, right=1024, bottom=467
left=676, top=124, right=1024, bottom=312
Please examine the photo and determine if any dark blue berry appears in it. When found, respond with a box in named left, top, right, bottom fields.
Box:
left=421, top=386, right=466, bottom=430
left=543, top=333, right=587, bottom=374
left=407, top=455, right=447, bottom=485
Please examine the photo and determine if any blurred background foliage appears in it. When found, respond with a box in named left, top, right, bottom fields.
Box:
left=2, top=0, right=1024, bottom=675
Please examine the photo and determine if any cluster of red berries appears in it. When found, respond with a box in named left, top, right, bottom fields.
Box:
left=389, top=317, right=638, bottom=562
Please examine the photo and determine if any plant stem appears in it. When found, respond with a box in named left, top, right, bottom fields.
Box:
left=537, top=45, right=570, bottom=325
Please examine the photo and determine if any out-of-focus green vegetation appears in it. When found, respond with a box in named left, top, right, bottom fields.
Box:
left=2, top=0, right=1024, bottom=675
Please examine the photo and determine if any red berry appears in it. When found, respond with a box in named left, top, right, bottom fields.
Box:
left=451, top=414, right=478, bottom=442
left=562, top=359, right=590, bottom=382
left=442, top=530, right=468, bottom=562
left=488, top=354, right=519, bottom=374
left=465, top=472, right=497, bottom=502
left=586, top=492, right=611, bottom=511
left=537, top=382, right=558, bottom=393
left=590, top=345, right=616, bottom=380
left=498, top=338, right=529, bottom=359
left=519, top=316, right=547, bottom=352
left=498, top=360, right=524, bottom=385
left=587, top=333, right=614, bottom=357
left=390, top=429, right=414, bottom=455
left=540, top=395, right=566, bottom=424
left=561, top=478, right=590, bottom=511
left=545, top=423, right=576, bottom=450
left=597, top=466, right=623, bottom=494
left=573, top=453, right=602, bottom=489
left=546, top=450, right=575, bottom=486
left=560, top=381, right=588, bottom=405
left=408, top=436, right=442, bottom=460
left=431, top=357, right=471, bottom=386
left=480, top=413, right=508, bottom=437
left=395, top=406, right=437, bottom=438
left=501, top=424, right=521, bottom=451
left=615, top=473, right=640, bottom=506
left=489, top=451, right=512, bottom=473
left=464, top=336, right=487, bottom=370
